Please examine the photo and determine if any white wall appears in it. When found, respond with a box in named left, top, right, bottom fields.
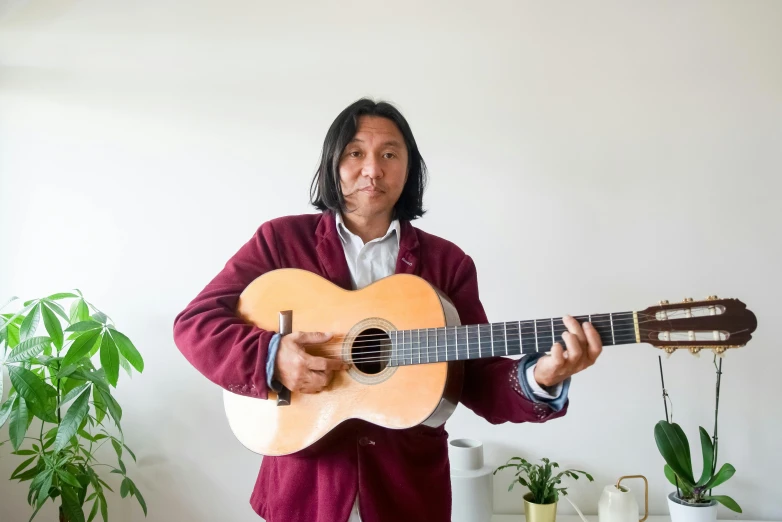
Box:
left=1, top=1, right=780, bottom=521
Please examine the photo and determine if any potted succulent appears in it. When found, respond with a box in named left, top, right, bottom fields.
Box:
left=0, top=293, right=147, bottom=522
left=493, top=456, right=593, bottom=522
left=654, top=420, right=741, bottom=522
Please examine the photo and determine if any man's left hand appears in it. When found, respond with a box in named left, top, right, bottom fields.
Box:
left=533, top=315, right=602, bottom=388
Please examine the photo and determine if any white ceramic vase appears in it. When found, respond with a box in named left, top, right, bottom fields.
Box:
left=667, top=492, right=718, bottom=522
left=449, top=438, right=494, bottom=522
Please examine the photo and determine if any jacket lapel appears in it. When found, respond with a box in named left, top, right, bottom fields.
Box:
left=395, top=220, right=420, bottom=276
left=315, top=211, right=353, bottom=290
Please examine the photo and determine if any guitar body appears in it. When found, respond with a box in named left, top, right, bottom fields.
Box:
left=222, top=269, right=464, bottom=457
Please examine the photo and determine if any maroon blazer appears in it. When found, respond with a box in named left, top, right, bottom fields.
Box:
left=173, top=211, right=567, bottom=522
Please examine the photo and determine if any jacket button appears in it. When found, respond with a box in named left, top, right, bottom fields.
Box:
left=358, top=437, right=375, bottom=446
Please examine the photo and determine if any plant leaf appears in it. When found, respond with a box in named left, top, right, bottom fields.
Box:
left=10, top=398, right=29, bottom=451
left=8, top=366, right=57, bottom=422
left=41, top=305, right=64, bottom=350
left=7, top=337, right=51, bottom=363
left=55, top=387, right=91, bottom=452
left=99, top=334, right=119, bottom=387
left=20, top=304, right=42, bottom=341
left=93, top=386, right=107, bottom=425
left=664, top=464, right=692, bottom=496
left=47, top=293, right=78, bottom=301
left=111, top=438, right=123, bottom=459
left=61, top=383, right=90, bottom=406
left=133, top=483, right=147, bottom=516
left=696, top=427, right=715, bottom=486
left=70, top=299, right=90, bottom=324
left=58, top=470, right=82, bottom=488
left=10, top=456, right=38, bottom=479
left=120, top=477, right=130, bottom=498
left=35, top=471, right=54, bottom=509
left=87, top=499, right=100, bottom=522
left=109, top=330, right=144, bottom=372
left=704, top=463, right=736, bottom=490
left=65, top=320, right=103, bottom=333
left=704, top=495, right=742, bottom=513
left=99, top=490, right=108, bottom=522
left=61, top=330, right=102, bottom=370
left=62, top=485, right=86, bottom=522
left=44, top=300, right=70, bottom=322
left=654, top=421, right=695, bottom=485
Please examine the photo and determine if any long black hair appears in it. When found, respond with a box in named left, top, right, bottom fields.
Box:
left=309, top=98, right=427, bottom=221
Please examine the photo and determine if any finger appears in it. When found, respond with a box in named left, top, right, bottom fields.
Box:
left=292, top=331, right=334, bottom=345
left=305, top=354, right=349, bottom=371
left=549, top=342, right=566, bottom=367
left=562, top=330, right=583, bottom=362
left=583, top=322, right=603, bottom=364
left=562, top=315, right=587, bottom=346
left=308, top=370, right=329, bottom=390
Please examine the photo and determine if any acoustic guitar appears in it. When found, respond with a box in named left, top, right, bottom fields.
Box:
left=222, top=268, right=757, bottom=456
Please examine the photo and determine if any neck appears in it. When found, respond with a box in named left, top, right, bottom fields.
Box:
left=386, top=312, right=639, bottom=366
left=340, top=210, right=393, bottom=244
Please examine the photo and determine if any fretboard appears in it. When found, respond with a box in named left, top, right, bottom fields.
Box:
left=389, top=312, right=637, bottom=366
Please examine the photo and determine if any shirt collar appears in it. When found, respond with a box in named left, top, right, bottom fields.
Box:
left=335, top=211, right=401, bottom=247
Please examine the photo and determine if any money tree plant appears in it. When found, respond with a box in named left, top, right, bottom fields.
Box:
left=0, top=293, right=146, bottom=522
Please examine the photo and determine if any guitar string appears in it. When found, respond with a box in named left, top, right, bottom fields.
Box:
left=305, top=327, right=750, bottom=365
left=309, top=323, right=749, bottom=363
left=292, top=310, right=713, bottom=349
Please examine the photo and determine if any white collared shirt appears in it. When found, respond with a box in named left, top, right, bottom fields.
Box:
left=335, top=212, right=401, bottom=290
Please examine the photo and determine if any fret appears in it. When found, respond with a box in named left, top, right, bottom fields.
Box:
left=479, top=324, right=491, bottom=358
left=520, top=320, right=535, bottom=355
left=610, top=313, right=615, bottom=344
left=534, top=320, right=539, bottom=352
left=391, top=330, right=397, bottom=366
left=454, top=326, right=458, bottom=361
left=491, top=323, right=505, bottom=357
left=471, top=325, right=480, bottom=359
left=503, top=322, right=508, bottom=355
left=417, top=329, right=421, bottom=364
left=490, top=322, right=495, bottom=356
left=465, top=325, right=469, bottom=359
left=506, top=322, right=521, bottom=356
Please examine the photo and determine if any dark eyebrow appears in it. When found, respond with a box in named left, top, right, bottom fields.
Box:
left=348, top=138, right=403, bottom=148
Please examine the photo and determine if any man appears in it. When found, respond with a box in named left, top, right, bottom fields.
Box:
left=173, top=98, right=602, bottom=522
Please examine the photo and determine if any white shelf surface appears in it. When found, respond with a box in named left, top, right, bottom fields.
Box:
left=491, top=514, right=768, bottom=522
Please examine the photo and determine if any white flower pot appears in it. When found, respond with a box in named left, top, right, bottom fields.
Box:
left=667, top=492, right=717, bottom=522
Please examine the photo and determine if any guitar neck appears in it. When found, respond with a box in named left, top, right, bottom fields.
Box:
left=389, top=311, right=639, bottom=366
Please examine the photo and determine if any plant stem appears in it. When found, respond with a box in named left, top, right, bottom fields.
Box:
left=710, top=355, right=722, bottom=496
left=658, top=355, right=680, bottom=498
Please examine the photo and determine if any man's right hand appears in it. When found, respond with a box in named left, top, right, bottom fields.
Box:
left=274, top=332, right=349, bottom=394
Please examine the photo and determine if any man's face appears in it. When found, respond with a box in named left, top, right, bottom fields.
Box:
left=339, top=115, right=409, bottom=220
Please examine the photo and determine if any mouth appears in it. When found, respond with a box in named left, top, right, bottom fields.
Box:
left=359, top=187, right=384, bottom=195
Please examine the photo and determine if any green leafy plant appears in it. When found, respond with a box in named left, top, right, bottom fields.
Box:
left=0, top=293, right=146, bottom=522
left=654, top=420, right=741, bottom=512
left=493, top=457, right=593, bottom=504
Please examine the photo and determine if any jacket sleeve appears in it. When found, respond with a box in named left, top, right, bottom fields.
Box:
left=172, top=221, right=281, bottom=399
left=447, top=255, right=568, bottom=425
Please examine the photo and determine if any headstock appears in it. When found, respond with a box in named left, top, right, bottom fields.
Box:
left=638, top=296, right=757, bottom=355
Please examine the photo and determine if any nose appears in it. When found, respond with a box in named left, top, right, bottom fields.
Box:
left=361, top=155, right=383, bottom=179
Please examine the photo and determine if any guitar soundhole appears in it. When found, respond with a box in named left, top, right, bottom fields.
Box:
left=352, top=328, right=391, bottom=375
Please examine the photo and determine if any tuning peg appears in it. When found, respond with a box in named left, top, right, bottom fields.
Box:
left=659, top=300, right=670, bottom=305
left=707, top=295, right=719, bottom=300
left=689, top=347, right=702, bottom=356
left=682, top=297, right=694, bottom=303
